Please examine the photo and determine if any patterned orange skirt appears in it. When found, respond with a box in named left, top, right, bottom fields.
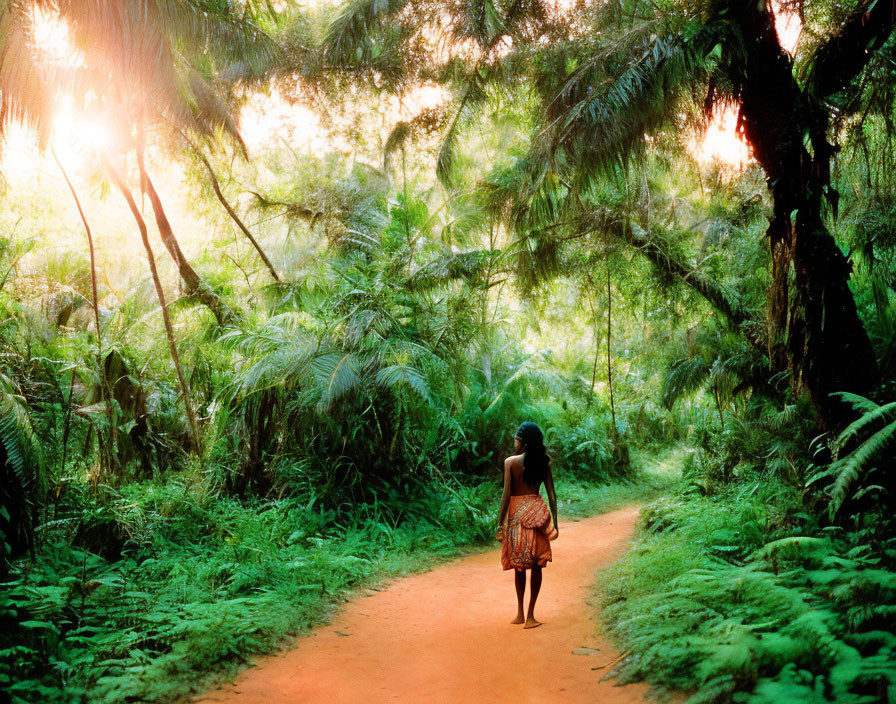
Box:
left=500, top=494, right=557, bottom=571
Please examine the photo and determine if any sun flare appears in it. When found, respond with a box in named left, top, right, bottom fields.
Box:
left=30, top=7, right=83, bottom=67
left=0, top=96, right=116, bottom=178
left=52, top=96, right=115, bottom=165
left=691, top=106, right=751, bottom=167
left=691, top=3, right=802, bottom=167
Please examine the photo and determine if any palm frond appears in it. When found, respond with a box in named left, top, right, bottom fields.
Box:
left=2, top=0, right=278, bottom=152
left=484, top=350, right=564, bottom=414
left=312, top=351, right=364, bottom=408
left=383, top=105, right=449, bottom=175
left=408, top=249, right=498, bottom=290
left=437, top=76, right=489, bottom=188
left=768, top=404, right=800, bottom=432
left=662, top=357, right=710, bottom=409
left=374, top=365, right=431, bottom=403
left=322, top=0, right=407, bottom=66
left=0, top=3, right=55, bottom=144
left=536, top=24, right=714, bottom=179
left=451, top=0, right=506, bottom=48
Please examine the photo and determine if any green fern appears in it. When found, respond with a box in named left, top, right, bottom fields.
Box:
left=0, top=371, right=44, bottom=563
left=809, top=393, right=896, bottom=518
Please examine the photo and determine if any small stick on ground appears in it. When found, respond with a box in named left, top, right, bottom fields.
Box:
left=592, top=651, right=630, bottom=671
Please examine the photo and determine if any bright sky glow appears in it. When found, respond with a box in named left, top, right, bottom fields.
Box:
left=389, top=84, right=449, bottom=121
left=11, top=1, right=803, bottom=178
left=0, top=96, right=115, bottom=179
left=0, top=9, right=102, bottom=176
left=30, top=7, right=83, bottom=66
left=53, top=95, right=115, bottom=162
left=774, top=2, right=802, bottom=55
left=239, top=89, right=331, bottom=154
left=238, top=83, right=450, bottom=155
left=1, top=122, right=42, bottom=177
left=691, top=106, right=751, bottom=167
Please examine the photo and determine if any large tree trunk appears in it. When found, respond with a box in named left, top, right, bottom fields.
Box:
left=135, top=149, right=232, bottom=326
left=726, top=0, right=879, bottom=429
left=106, top=160, right=201, bottom=451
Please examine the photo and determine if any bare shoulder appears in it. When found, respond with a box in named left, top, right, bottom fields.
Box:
left=504, top=453, right=524, bottom=468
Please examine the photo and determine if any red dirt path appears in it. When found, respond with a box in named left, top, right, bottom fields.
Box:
left=195, top=505, right=649, bottom=704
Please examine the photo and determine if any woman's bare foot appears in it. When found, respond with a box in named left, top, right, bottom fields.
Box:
left=510, top=614, right=525, bottom=624
left=524, top=617, right=542, bottom=629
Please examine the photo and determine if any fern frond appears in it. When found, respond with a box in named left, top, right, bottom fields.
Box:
left=752, top=537, right=830, bottom=561
left=829, top=420, right=896, bottom=516
left=833, top=400, right=896, bottom=452
left=830, top=391, right=881, bottom=414
left=0, top=372, right=45, bottom=500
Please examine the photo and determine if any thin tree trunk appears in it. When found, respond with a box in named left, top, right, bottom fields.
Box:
left=187, top=142, right=281, bottom=282
left=59, top=370, right=76, bottom=477
left=53, top=149, right=117, bottom=474
left=588, top=328, right=600, bottom=409
left=135, top=148, right=231, bottom=326
left=714, top=388, right=725, bottom=430
left=105, top=159, right=201, bottom=451
left=53, top=150, right=102, bottom=346
left=606, top=267, right=617, bottom=436
left=586, top=289, right=600, bottom=408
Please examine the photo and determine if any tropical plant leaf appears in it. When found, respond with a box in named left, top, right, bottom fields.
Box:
left=374, top=365, right=431, bottom=403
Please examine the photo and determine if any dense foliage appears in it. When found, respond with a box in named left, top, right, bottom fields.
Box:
left=602, top=453, right=896, bottom=703
left=1, top=0, right=895, bottom=702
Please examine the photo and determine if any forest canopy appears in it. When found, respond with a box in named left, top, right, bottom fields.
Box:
left=1, top=0, right=895, bottom=702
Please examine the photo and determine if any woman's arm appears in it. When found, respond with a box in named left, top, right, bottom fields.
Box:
left=545, top=464, right=559, bottom=537
left=497, top=458, right=512, bottom=533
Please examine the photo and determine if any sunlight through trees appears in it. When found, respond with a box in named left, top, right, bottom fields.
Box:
left=1, top=0, right=895, bottom=701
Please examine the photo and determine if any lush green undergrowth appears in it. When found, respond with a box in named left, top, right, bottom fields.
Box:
left=558, top=448, right=683, bottom=520
left=598, top=450, right=896, bottom=704
left=2, top=476, right=492, bottom=703
left=2, top=453, right=668, bottom=704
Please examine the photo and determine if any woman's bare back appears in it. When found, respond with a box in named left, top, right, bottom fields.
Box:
left=506, top=454, right=542, bottom=496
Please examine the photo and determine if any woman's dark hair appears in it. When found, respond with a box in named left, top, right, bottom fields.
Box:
left=515, top=421, right=550, bottom=485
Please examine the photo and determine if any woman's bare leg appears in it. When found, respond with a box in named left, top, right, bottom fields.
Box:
left=525, top=565, right=543, bottom=628
left=511, top=568, right=526, bottom=623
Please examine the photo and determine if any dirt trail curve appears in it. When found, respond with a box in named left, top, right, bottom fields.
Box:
left=196, top=505, right=650, bottom=704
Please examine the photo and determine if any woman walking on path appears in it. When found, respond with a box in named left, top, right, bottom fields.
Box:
left=497, top=421, right=559, bottom=628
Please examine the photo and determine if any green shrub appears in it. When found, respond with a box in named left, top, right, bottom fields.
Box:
left=599, top=480, right=896, bottom=703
